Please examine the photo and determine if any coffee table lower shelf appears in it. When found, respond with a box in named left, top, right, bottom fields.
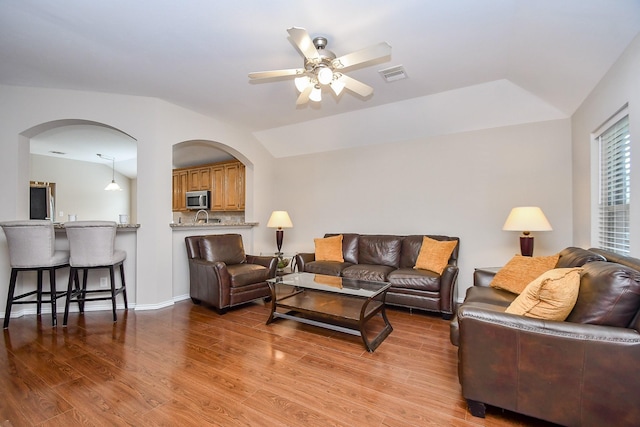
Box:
left=266, top=289, right=393, bottom=352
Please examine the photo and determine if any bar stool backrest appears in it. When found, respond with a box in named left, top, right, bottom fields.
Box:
left=0, top=220, right=64, bottom=268
left=65, top=221, right=118, bottom=267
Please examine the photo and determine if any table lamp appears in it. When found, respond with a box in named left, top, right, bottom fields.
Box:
left=267, top=210, right=293, bottom=254
left=502, top=206, right=552, bottom=256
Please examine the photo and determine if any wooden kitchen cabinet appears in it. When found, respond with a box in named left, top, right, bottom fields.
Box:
left=210, top=165, right=224, bottom=211
left=224, top=162, right=241, bottom=210
left=172, top=160, right=245, bottom=212
left=188, top=167, right=211, bottom=191
left=172, top=170, right=188, bottom=211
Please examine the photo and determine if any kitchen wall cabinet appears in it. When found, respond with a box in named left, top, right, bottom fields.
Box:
left=188, top=167, right=211, bottom=191
left=172, top=160, right=245, bottom=212
left=210, top=166, right=224, bottom=211
left=172, top=170, right=188, bottom=211
left=224, top=162, right=245, bottom=210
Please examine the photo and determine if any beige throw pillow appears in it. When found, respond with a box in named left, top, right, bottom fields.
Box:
left=506, top=268, right=582, bottom=321
left=414, top=236, right=457, bottom=275
left=490, top=254, right=560, bottom=294
left=314, top=234, right=344, bottom=262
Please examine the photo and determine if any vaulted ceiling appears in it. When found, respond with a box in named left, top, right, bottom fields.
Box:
left=2, top=0, right=640, bottom=161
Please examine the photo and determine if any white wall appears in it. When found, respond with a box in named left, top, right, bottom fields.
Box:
left=30, top=154, right=131, bottom=222
left=275, top=119, right=573, bottom=301
left=572, top=33, right=640, bottom=253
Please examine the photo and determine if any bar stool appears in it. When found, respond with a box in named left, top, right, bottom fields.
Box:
left=0, top=220, right=70, bottom=328
left=63, top=221, right=128, bottom=326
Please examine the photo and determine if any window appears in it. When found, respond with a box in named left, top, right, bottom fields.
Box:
left=597, top=113, right=630, bottom=255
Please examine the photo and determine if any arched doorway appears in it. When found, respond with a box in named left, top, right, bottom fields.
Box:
left=23, top=119, right=137, bottom=222
left=172, top=139, right=251, bottom=224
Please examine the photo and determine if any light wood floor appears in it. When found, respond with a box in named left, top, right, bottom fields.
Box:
left=0, top=300, right=556, bottom=426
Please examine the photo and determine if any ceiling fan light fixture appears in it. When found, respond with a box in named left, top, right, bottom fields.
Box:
left=294, top=76, right=311, bottom=93
left=317, top=67, right=333, bottom=85
left=309, top=86, right=322, bottom=102
left=330, top=76, right=345, bottom=96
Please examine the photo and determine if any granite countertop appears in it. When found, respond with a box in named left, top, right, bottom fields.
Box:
left=170, top=222, right=258, bottom=229
left=53, top=223, right=140, bottom=230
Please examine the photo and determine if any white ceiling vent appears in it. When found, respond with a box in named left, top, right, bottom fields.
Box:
left=379, top=65, right=407, bottom=82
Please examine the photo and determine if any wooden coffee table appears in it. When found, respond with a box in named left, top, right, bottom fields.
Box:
left=266, top=272, right=393, bottom=352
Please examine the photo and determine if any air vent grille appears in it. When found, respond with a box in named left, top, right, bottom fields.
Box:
left=379, top=65, right=407, bottom=82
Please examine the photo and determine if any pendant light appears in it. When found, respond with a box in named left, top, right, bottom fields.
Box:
left=97, top=154, right=122, bottom=191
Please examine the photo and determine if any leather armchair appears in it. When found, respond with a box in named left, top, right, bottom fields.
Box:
left=185, top=234, right=277, bottom=313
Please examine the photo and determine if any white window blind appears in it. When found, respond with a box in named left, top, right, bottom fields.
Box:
left=598, top=114, right=630, bottom=255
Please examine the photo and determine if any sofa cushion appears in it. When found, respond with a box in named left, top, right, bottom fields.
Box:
left=556, top=247, right=606, bottom=268
left=305, top=261, right=353, bottom=277
left=226, top=263, right=269, bottom=288
left=342, top=264, right=395, bottom=282
left=506, top=268, right=582, bottom=321
left=566, top=261, right=640, bottom=327
left=358, top=235, right=402, bottom=268
left=399, top=235, right=423, bottom=268
left=199, top=234, right=246, bottom=265
left=388, top=268, right=441, bottom=292
left=414, top=236, right=457, bottom=274
left=490, top=254, right=560, bottom=294
left=315, top=234, right=344, bottom=262
left=325, top=233, right=359, bottom=264
left=463, top=285, right=516, bottom=307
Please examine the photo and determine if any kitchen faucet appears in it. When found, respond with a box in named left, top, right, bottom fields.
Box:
left=194, top=209, right=209, bottom=224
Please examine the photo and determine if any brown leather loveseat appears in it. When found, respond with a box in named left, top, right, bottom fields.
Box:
left=450, top=247, right=640, bottom=426
left=295, top=233, right=460, bottom=319
left=185, top=234, right=277, bottom=313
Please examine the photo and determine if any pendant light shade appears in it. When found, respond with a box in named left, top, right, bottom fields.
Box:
left=97, top=154, right=122, bottom=191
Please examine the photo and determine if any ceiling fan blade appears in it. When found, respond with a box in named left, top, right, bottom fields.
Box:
left=332, top=42, right=392, bottom=69
left=287, top=27, right=320, bottom=61
left=248, top=68, right=304, bottom=79
left=296, top=85, right=312, bottom=105
left=340, top=74, right=374, bottom=97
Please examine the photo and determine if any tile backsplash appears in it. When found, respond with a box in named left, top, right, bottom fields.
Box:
left=172, top=211, right=245, bottom=224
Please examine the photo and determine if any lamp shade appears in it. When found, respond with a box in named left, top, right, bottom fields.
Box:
left=267, top=211, right=293, bottom=229
left=502, top=207, right=552, bottom=232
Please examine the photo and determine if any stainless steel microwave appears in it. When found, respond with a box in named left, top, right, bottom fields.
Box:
left=185, top=190, right=210, bottom=210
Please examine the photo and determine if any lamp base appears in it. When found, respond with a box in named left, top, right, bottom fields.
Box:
left=520, top=235, right=534, bottom=257
left=275, top=229, right=284, bottom=253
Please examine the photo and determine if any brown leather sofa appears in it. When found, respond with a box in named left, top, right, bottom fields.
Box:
left=185, top=234, right=277, bottom=313
left=450, top=247, right=640, bottom=426
left=295, top=233, right=460, bottom=319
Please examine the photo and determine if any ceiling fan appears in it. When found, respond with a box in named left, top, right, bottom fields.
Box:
left=248, top=27, right=391, bottom=105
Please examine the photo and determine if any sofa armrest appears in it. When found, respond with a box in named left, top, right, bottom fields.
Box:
left=246, top=254, right=278, bottom=278
left=440, top=264, right=459, bottom=318
left=473, top=267, right=500, bottom=287
left=294, top=252, right=315, bottom=273
left=457, top=304, right=640, bottom=425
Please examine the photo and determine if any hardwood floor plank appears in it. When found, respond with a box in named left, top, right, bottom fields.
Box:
left=0, top=301, right=559, bottom=427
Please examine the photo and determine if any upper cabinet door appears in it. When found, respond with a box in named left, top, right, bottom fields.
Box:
left=211, top=166, right=224, bottom=211
left=188, top=167, right=211, bottom=191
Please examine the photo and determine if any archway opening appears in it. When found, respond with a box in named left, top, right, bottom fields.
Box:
left=22, top=119, right=137, bottom=223
left=172, top=140, right=251, bottom=225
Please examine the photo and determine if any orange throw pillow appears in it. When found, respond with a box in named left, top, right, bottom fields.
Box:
left=314, top=235, right=344, bottom=262
left=506, top=268, right=582, bottom=320
left=490, top=254, right=560, bottom=295
left=414, top=236, right=457, bottom=274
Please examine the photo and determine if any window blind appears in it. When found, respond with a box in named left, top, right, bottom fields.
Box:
left=598, top=114, right=630, bottom=255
